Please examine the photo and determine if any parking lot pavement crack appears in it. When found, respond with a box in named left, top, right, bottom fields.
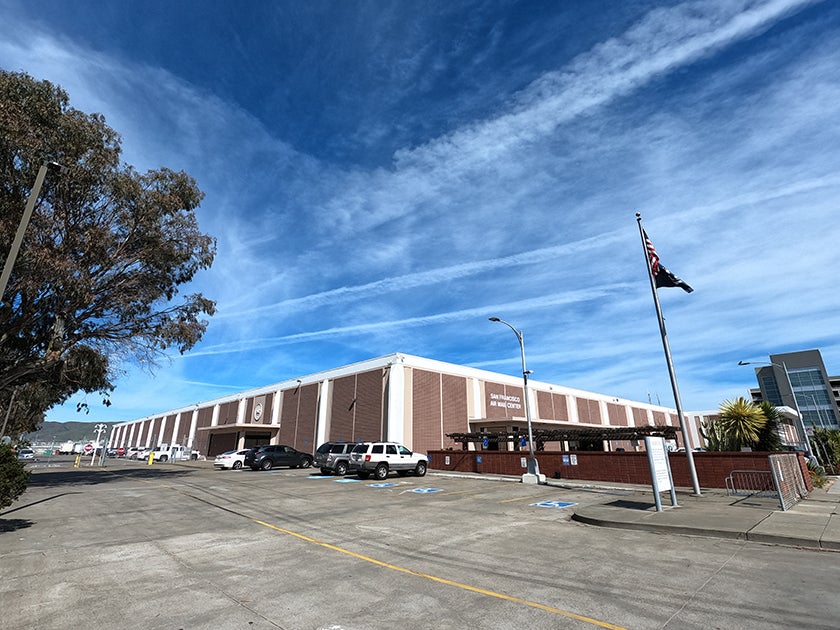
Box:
left=135, top=526, right=289, bottom=629
left=657, top=542, right=747, bottom=629
left=144, top=475, right=627, bottom=629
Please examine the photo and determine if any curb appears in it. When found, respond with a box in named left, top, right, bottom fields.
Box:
left=569, top=512, right=747, bottom=540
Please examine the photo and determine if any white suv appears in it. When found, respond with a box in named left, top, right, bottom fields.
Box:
left=349, top=442, right=428, bottom=480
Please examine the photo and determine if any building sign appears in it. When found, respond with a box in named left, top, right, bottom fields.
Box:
left=489, top=392, right=522, bottom=411
left=646, top=437, right=672, bottom=492
left=485, top=383, right=524, bottom=419
left=252, top=395, right=265, bottom=423
left=644, top=436, right=678, bottom=512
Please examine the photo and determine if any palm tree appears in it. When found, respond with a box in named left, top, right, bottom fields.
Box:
left=755, top=401, right=783, bottom=451
left=717, top=397, right=767, bottom=451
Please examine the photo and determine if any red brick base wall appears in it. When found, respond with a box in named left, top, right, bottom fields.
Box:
left=428, top=450, right=812, bottom=491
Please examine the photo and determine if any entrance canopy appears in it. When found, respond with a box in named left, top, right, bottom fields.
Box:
left=446, top=425, right=679, bottom=450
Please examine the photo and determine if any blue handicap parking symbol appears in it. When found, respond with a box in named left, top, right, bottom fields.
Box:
left=368, top=482, right=397, bottom=488
left=334, top=478, right=362, bottom=483
left=409, top=487, right=443, bottom=493
left=531, top=500, right=576, bottom=509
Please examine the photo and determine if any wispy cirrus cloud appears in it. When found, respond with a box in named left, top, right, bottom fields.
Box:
left=2, top=0, right=836, bottom=423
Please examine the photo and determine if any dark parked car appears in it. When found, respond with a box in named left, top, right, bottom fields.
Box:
left=244, top=444, right=313, bottom=471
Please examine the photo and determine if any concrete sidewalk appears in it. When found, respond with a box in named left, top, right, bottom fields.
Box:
left=562, top=476, right=840, bottom=550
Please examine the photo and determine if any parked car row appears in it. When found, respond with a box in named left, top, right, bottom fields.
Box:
left=214, top=441, right=428, bottom=480
left=213, top=444, right=313, bottom=470
left=16, top=448, right=36, bottom=461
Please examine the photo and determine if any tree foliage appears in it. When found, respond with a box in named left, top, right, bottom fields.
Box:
left=754, top=401, right=783, bottom=452
left=699, top=417, right=726, bottom=451
left=0, top=444, right=30, bottom=510
left=701, top=398, right=786, bottom=452
left=811, top=427, right=840, bottom=474
left=717, top=397, right=766, bottom=450
left=0, top=71, right=216, bottom=435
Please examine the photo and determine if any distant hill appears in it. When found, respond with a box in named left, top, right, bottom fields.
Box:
left=24, top=421, right=104, bottom=443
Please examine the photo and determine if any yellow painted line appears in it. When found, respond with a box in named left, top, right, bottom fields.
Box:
left=500, top=495, right=541, bottom=503
left=138, top=476, right=624, bottom=629
left=253, top=518, right=626, bottom=630
left=438, top=488, right=485, bottom=496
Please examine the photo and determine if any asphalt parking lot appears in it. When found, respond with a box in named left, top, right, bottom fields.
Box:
left=2, top=457, right=838, bottom=629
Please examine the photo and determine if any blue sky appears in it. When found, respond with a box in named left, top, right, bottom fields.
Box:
left=2, top=0, right=838, bottom=424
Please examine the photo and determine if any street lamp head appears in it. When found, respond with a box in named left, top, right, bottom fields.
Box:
left=488, top=317, right=500, bottom=322
left=737, top=361, right=749, bottom=365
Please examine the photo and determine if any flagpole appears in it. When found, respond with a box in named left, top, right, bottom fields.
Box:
left=636, top=212, right=701, bottom=495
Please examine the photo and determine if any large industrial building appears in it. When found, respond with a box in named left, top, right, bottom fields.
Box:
left=109, top=353, right=709, bottom=458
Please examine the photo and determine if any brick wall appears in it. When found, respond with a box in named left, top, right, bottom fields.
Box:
left=427, top=450, right=812, bottom=491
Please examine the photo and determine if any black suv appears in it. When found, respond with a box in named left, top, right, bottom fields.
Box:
left=244, top=444, right=313, bottom=471
left=314, top=442, right=356, bottom=475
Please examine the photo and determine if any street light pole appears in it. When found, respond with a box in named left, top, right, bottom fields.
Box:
left=489, top=317, right=543, bottom=483
left=738, top=360, right=813, bottom=459
left=0, top=162, right=61, bottom=303
left=808, top=394, right=827, bottom=429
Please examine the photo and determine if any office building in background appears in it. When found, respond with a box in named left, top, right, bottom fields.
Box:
left=748, top=349, right=840, bottom=431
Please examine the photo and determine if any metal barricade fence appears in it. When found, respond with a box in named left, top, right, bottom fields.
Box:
left=725, top=470, right=776, bottom=497
left=725, top=454, right=808, bottom=511
left=769, top=453, right=808, bottom=511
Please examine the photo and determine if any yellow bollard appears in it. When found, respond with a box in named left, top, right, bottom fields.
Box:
left=147, top=452, right=154, bottom=465
left=74, top=454, right=81, bottom=468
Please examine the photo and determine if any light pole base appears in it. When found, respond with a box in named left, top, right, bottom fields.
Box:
left=521, top=472, right=546, bottom=484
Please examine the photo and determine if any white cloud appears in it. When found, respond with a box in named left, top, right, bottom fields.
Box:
left=3, top=1, right=836, bottom=423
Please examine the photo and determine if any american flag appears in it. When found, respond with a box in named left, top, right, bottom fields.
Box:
left=644, top=231, right=660, bottom=275
left=643, top=230, right=693, bottom=293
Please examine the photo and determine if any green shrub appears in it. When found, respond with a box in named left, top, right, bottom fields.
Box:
left=807, top=458, right=827, bottom=488
left=0, top=444, right=30, bottom=510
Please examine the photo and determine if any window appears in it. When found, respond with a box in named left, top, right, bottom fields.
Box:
left=761, top=375, right=782, bottom=406
left=386, top=445, right=397, bottom=455
left=789, top=369, right=824, bottom=388
left=398, top=446, right=411, bottom=456
left=372, top=444, right=384, bottom=454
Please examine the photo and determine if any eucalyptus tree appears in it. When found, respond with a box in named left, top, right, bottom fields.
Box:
left=0, top=71, right=216, bottom=434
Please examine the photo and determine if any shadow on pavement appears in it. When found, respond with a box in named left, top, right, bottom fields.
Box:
left=728, top=495, right=781, bottom=509
left=0, top=518, right=34, bottom=533
left=605, top=499, right=656, bottom=510
left=26, top=466, right=197, bottom=488
left=0, top=491, right=84, bottom=517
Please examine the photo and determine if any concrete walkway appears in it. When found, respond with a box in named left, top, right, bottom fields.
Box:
left=559, top=476, right=840, bottom=550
